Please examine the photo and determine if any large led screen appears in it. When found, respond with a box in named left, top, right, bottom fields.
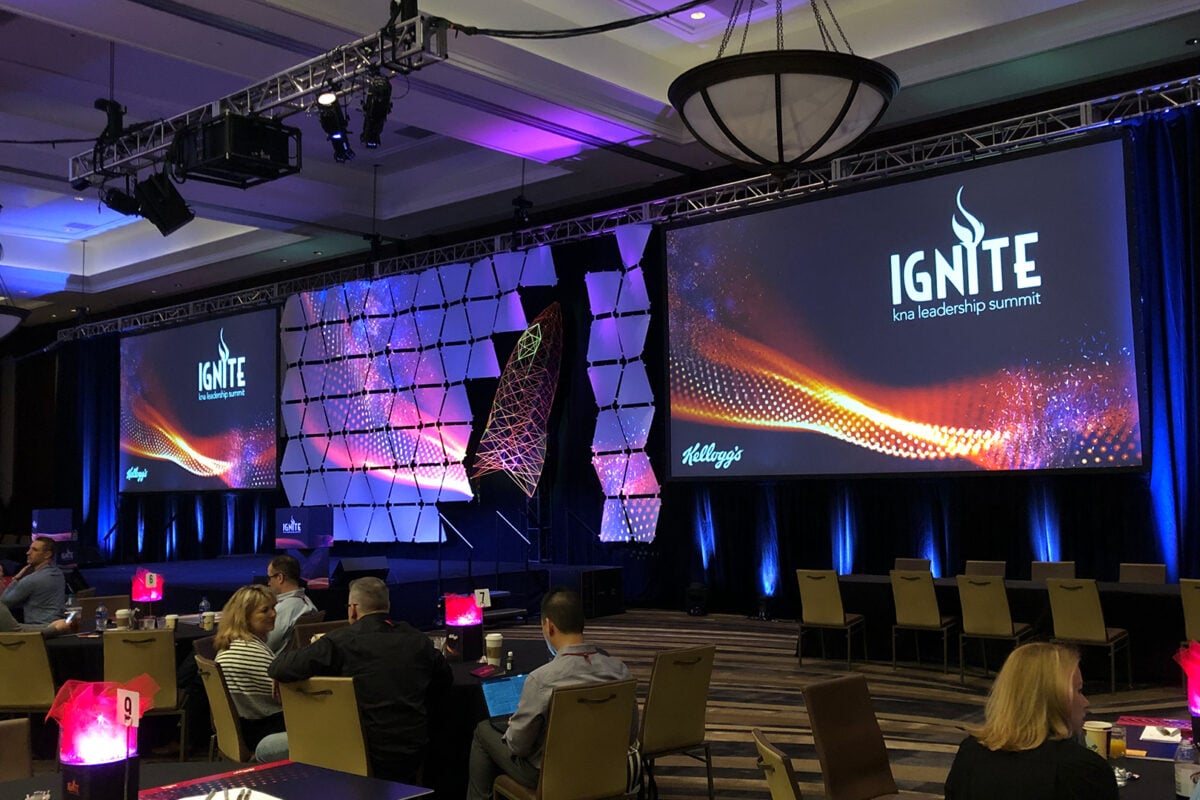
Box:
left=666, top=137, right=1144, bottom=478
left=119, top=308, right=279, bottom=492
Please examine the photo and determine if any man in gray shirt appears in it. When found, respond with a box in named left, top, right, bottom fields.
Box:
left=466, top=587, right=636, bottom=800
left=264, top=554, right=317, bottom=653
left=0, top=537, right=66, bottom=625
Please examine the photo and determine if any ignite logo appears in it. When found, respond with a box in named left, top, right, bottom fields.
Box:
left=125, top=466, right=149, bottom=483
left=889, top=187, right=1042, bottom=321
left=197, top=328, right=248, bottom=400
left=282, top=516, right=302, bottom=535
left=681, top=442, right=743, bottom=470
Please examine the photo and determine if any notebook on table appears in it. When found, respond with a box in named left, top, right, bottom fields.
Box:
left=481, top=673, right=528, bottom=733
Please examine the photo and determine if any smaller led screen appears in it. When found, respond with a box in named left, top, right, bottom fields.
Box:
left=119, top=308, right=278, bottom=492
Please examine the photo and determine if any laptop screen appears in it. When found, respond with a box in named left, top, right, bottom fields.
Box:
left=481, top=673, right=527, bottom=718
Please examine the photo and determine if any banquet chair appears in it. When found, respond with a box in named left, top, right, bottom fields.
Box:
left=753, top=728, right=802, bottom=800
left=1045, top=578, right=1132, bottom=692
left=74, top=587, right=97, bottom=598
left=1118, top=562, right=1167, bottom=584
left=79, top=594, right=131, bottom=630
left=796, top=569, right=867, bottom=669
left=192, top=635, right=217, bottom=662
left=1182, top=579, right=1200, bottom=643
left=1030, top=561, right=1075, bottom=581
left=291, top=618, right=349, bottom=650
left=638, top=645, right=716, bottom=800
left=803, top=673, right=938, bottom=800
left=103, top=629, right=188, bottom=760
left=956, top=575, right=1034, bottom=683
left=0, top=632, right=56, bottom=713
left=963, top=560, right=1006, bottom=577
left=0, top=717, right=33, bottom=780
left=195, top=655, right=252, bottom=763
left=494, top=678, right=638, bottom=800
left=892, top=558, right=930, bottom=572
left=280, top=677, right=370, bottom=776
left=294, top=609, right=326, bottom=625
left=889, top=570, right=956, bottom=673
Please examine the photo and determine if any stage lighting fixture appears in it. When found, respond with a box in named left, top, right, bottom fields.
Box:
left=93, top=98, right=126, bottom=143
left=135, top=171, right=195, bottom=236
left=101, top=186, right=140, bottom=216
left=360, top=72, right=393, bottom=148
left=317, top=88, right=338, bottom=106
left=319, top=103, right=355, bottom=162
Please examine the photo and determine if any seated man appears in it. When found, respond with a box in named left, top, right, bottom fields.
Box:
left=269, top=576, right=452, bottom=781
left=265, top=554, right=317, bottom=653
left=0, top=537, right=66, bottom=625
left=0, top=600, right=74, bottom=636
left=466, top=587, right=636, bottom=800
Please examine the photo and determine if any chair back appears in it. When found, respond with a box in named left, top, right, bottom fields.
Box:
left=1183, top=579, right=1200, bottom=643
left=1119, top=563, right=1166, bottom=584
left=956, top=576, right=1015, bottom=636
left=195, top=655, right=251, bottom=762
left=893, top=558, right=930, bottom=572
left=803, top=673, right=897, bottom=800
left=0, top=632, right=56, bottom=710
left=280, top=677, right=370, bottom=776
left=74, top=587, right=97, bottom=599
left=0, top=718, right=33, bottom=780
left=1045, top=578, right=1107, bottom=642
left=103, top=629, right=177, bottom=708
left=292, top=619, right=349, bottom=650
left=796, top=570, right=846, bottom=626
left=964, top=560, right=1006, bottom=577
left=79, top=594, right=132, bottom=630
left=1030, top=561, right=1075, bottom=581
left=639, top=645, right=715, bottom=755
left=889, top=570, right=941, bottom=628
left=753, top=728, right=802, bottom=800
left=294, top=609, right=326, bottom=625
left=538, top=678, right=637, bottom=800
left=193, top=635, right=217, bottom=662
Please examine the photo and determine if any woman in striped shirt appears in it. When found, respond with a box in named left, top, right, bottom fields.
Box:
left=215, top=584, right=285, bottom=750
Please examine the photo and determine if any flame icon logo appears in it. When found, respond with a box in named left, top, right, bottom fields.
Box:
left=951, top=186, right=985, bottom=249
left=217, top=328, right=230, bottom=364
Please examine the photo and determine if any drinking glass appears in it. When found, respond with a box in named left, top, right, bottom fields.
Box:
left=1109, top=725, right=1128, bottom=785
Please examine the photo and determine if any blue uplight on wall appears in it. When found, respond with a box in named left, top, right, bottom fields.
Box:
left=136, top=502, right=145, bottom=555
left=832, top=485, right=856, bottom=574
left=194, top=496, right=205, bottom=545
left=918, top=526, right=942, bottom=578
left=757, top=490, right=779, bottom=597
left=1029, top=481, right=1060, bottom=563
left=225, top=494, right=236, bottom=554
left=694, top=488, right=716, bottom=573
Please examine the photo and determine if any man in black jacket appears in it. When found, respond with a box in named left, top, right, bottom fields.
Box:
left=269, top=576, right=452, bottom=782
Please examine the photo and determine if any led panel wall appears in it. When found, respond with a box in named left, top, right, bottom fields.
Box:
left=587, top=224, right=661, bottom=542
left=665, top=137, right=1145, bottom=479
left=280, top=248, right=556, bottom=542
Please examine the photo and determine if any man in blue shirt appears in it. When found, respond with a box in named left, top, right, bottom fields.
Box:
left=0, top=537, right=66, bottom=625
left=466, top=588, right=636, bottom=800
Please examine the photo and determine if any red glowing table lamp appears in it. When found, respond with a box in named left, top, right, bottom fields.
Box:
left=1176, top=642, right=1200, bottom=741
left=131, top=569, right=164, bottom=622
left=444, top=593, right=484, bottom=662
left=47, top=675, right=159, bottom=800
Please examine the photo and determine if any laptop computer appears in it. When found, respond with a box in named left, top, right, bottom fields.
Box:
left=480, top=673, right=528, bottom=733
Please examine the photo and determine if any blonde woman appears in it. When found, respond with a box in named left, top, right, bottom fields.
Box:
left=944, top=642, right=1117, bottom=799
left=214, top=584, right=285, bottom=751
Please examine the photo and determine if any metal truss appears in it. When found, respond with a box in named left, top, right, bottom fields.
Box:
left=60, top=73, right=1200, bottom=341
left=69, top=16, right=448, bottom=183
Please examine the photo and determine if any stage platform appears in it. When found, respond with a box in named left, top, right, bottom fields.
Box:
left=75, top=555, right=622, bottom=629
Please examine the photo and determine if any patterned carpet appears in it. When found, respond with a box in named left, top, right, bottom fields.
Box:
left=499, top=608, right=1188, bottom=799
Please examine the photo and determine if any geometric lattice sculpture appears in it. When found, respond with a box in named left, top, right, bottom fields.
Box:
left=586, top=224, right=660, bottom=542
left=472, top=302, right=564, bottom=497
left=279, top=246, right=556, bottom=542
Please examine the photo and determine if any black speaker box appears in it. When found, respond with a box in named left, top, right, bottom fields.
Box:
left=332, top=557, right=390, bottom=587
left=553, top=567, right=624, bottom=619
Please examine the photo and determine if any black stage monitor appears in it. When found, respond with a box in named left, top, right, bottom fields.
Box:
left=332, top=557, right=390, bottom=587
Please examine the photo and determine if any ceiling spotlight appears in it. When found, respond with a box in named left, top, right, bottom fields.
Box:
left=135, top=171, right=195, bottom=236
left=101, top=186, right=141, bottom=216
left=360, top=72, right=393, bottom=148
left=317, top=88, right=338, bottom=106
left=318, top=103, right=355, bottom=162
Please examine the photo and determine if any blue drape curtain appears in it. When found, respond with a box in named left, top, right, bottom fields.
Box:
left=1129, top=106, right=1200, bottom=580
